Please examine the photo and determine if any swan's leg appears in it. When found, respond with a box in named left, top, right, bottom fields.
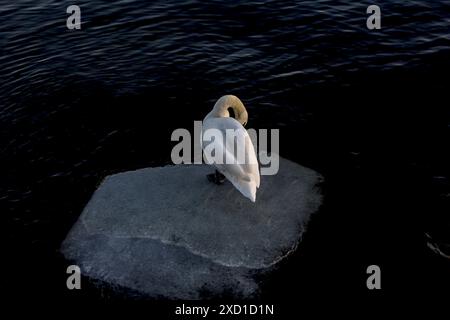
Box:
left=215, top=170, right=226, bottom=184
left=207, top=170, right=226, bottom=185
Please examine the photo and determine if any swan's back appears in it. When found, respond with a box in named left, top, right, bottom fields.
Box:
left=202, top=117, right=260, bottom=202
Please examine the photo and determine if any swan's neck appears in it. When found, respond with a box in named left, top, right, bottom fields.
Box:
left=205, top=95, right=248, bottom=125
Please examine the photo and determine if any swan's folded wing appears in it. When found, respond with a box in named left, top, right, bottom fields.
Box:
left=244, top=134, right=260, bottom=188
left=218, top=119, right=260, bottom=187
left=202, top=117, right=260, bottom=201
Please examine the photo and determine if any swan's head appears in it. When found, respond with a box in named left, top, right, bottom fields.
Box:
left=213, top=95, right=248, bottom=126
left=236, top=109, right=248, bottom=127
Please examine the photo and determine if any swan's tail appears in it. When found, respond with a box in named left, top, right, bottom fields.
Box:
left=232, top=179, right=257, bottom=203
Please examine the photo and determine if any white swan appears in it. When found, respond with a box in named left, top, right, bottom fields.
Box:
left=202, top=95, right=260, bottom=202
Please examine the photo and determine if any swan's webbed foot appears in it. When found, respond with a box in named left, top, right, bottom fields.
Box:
left=207, top=170, right=226, bottom=185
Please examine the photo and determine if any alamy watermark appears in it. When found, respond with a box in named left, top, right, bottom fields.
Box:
left=66, top=5, right=81, bottom=30
left=367, top=5, right=381, bottom=30
left=66, top=265, right=81, bottom=290
left=366, top=264, right=381, bottom=290
left=171, top=121, right=280, bottom=176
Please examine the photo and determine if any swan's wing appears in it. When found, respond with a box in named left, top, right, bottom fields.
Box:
left=243, top=132, right=260, bottom=188
left=202, top=118, right=260, bottom=201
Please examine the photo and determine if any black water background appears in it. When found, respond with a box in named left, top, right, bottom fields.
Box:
left=1, top=0, right=450, bottom=306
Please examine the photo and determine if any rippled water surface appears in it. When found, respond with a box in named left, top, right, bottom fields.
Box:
left=1, top=0, right=450, bottom=301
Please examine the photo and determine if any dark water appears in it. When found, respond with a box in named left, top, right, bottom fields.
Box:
left=1, top=0, right=450, bottom=305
